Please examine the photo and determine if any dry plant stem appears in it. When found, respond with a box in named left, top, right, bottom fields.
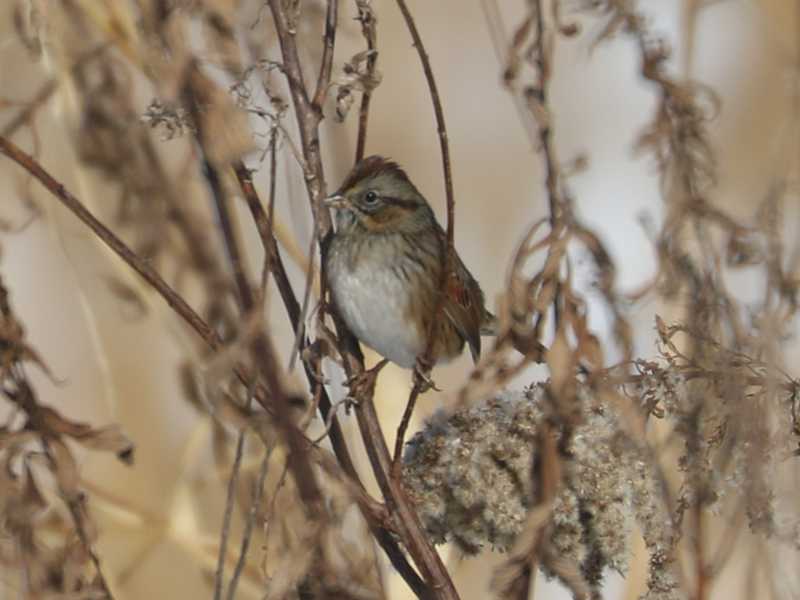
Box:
left=354, top=2, right=378, bottom=163
left=391, top=0, right=457, bottom=470
left=213, top=416, right=249, bottom=600
left=266, top=0, right=331, bottom=235
left=0, top=135, right=220, bottom=351
left=530, top=0, right=560, bottom=221
left=351, top=378, right=457, bottom=600
left=392, top=0, right=455, bottom=238
left=234, top=161, right=300, bottom=328
left=226, top=448, right=271, bottom=600
left=694, top=476, right=707, bottom=600
left=265, top=1, right=459, bottom=597
left=289, top=233, right=317, bottom=371
left=348, top=410, right=438, bottom=598
left=392, top=385, right=421, bottom=469
left=192, top=143, right=323, bottom=510
left=529, top=0, right=563, bottom=328
left=354, top=63, right=376, bottom=161
left=203, top=156, right=252, bottom=311
left=234, top=164, right=300, bottom=326
left=235, top=158, right=356, bottom=481
left=291, top=0, right=338, bottom=367
left=236, top=158, right=356, bottom=488
left=61, top=492, right=116, bottom=599
left=0, top=134, right=283, bottom=424
left=312, top=0, right=339, bottom=109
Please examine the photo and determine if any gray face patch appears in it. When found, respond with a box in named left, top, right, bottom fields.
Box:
left=334, top=207, right=357, bottom=231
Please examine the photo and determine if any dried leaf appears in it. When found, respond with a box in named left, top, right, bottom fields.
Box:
left=333, top=49, right=382, bottom=121
left=73, top=424, right=135, bottom=464
left=580, top=333, right=604, bottom=370
left=547, top=326, right=571, bottom=393
left=186, top=67, right=254, bottom=164
left=0, top=428, right=39, bottom=452
left=37, top=406, right=134, bottom=464
left=49, top=437, right=81, bottom=499
left=726, top=231, right=763, bottom=267
left=5, top=462, right=47, bottom=527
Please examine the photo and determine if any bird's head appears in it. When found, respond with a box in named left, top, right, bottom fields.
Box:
left=325, top=156, right=433, bottom=234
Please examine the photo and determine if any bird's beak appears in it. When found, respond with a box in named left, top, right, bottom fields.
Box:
left=323, top=193, right=347, bottom=210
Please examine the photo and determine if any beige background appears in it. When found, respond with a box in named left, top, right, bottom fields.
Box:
left=1, top=0, right=799, bottom=598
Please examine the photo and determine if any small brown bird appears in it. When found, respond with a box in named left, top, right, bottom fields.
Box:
left=324, top=156, right=493, bottom=370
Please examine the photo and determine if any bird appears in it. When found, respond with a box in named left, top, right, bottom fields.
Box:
left=323, top=156, right=494, bottom=373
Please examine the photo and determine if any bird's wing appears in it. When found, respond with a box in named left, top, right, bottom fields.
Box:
left=442, top=255, right=485, bottom=363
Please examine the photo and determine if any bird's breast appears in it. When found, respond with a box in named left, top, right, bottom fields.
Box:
left=326, top=235, right=424, bottom=368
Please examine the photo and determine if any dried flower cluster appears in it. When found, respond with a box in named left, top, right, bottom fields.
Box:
left=404, top=386, right=633, bottom=576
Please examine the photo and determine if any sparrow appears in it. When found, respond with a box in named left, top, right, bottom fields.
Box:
left=323, top=156, right=494, bottom=371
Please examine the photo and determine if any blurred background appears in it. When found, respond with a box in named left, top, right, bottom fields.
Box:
left=1, top=0, right=799, bottom=598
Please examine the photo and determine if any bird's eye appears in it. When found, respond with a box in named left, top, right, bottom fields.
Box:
left=364, top=191, right=379, bottom=204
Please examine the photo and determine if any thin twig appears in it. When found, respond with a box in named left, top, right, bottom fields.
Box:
left=0, top=135, right=220, bottom=351
left=63, top=495, right=117, bottom=599
left=392, top=387, right=420, bottom=467
left=391, top=0, right=457, bottom=472
left=202, top=154, right=252, bottom=311
left=532, top=0, right=560, bottom=216
left=312, top=0, right=339, bottom=109
left=529, top=0, right=563, bottom=328
left=288, top=232, right=317, bottom=371
left=186, top=70, right=324, bottom=508
left=266, top=0, right=331, bottom=236
left=393, top=0, right=455, bottom=244
left=354, top=0, right=378, bottom=162
left=234, top=160, right=300, bottom=328
left=213, top=415, right=250, bottom=600
left=0, top=135, right=288, bottom=483
left=226, top=447, right=271, bottom=600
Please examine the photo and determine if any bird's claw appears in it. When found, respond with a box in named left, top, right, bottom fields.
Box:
left=412, top=360, right=440, bottom=393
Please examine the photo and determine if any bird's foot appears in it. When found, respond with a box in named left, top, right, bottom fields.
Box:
left=412, top=359, right=440, bottom=393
